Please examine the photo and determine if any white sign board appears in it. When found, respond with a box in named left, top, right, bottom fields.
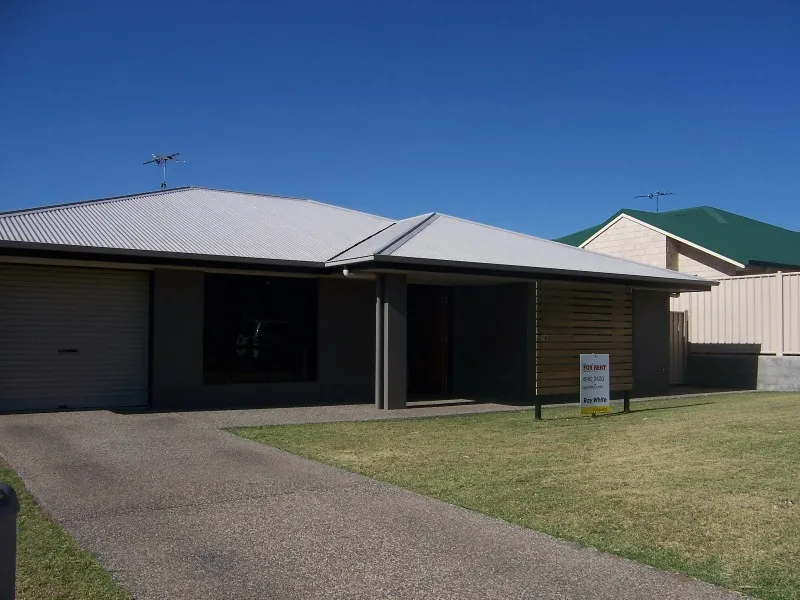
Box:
left=580, top=354, right=610, bottom=415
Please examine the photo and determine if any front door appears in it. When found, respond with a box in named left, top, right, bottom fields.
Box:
left=407, top=285, right=451, bottom=395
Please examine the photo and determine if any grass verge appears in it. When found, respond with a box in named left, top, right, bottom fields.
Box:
left=0, top=460, right=130, bottom=600
left=231, top=392, right=800, bottom=600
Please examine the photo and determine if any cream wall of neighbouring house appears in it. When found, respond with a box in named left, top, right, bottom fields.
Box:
left=674, top=241, right=738, bottom=278
left=584, top=216, right=667, bottom=269
left=666, top=238, right=679, bottom=271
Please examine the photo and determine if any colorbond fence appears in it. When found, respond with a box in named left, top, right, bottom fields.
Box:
left=670, top=271, right=800, bottom=356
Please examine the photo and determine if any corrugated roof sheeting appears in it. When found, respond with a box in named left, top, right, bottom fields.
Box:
left=0, top=188, right=710, bottom=287
left=327, top=213, right=434, bottom=263
left=0, top=188, right=392, bottom=263
left=389, top=214, right=701, bottom=283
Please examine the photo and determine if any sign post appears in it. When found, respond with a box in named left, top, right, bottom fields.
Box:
left=580, top=354, right=610, bottom=416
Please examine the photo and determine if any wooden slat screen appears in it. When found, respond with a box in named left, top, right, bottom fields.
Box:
left=535, top=281, right=633, bottom=395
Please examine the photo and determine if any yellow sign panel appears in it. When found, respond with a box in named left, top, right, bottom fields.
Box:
left=580, top=403, right=610, bottom=416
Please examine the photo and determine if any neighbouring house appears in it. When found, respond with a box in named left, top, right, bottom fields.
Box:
left=0, top=187, right=710, bottom=413
left=557, top=206, right=800, bottom=391
left=555, top=206, right=800, bottom=278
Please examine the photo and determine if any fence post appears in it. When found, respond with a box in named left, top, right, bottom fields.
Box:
left=623, top=390, right=630, bottom=413
left=777, top=271, right=784, bottom=357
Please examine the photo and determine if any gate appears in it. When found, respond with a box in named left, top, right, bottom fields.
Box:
left=669, top=311, right=688, bottom=384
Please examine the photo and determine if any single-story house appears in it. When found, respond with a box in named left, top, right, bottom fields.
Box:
left=556, top=206, right=800, bottom=278
left=0, top=187, right=711, bottom=412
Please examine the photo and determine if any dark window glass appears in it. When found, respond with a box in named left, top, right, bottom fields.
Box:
left=203, top=274, right=318, bottom=383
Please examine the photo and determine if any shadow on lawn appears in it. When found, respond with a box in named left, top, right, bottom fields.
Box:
left=547, top=400, right=718, bottom=421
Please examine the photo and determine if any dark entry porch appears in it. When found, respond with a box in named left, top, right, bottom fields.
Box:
left=374, top=273, right=537, bottom=410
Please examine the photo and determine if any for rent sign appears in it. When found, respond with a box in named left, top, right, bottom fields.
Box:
left=580, top=354, right=610, bottom=415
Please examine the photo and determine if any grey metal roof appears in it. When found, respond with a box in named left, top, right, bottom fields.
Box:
left=0, top=187, right=392, bottom=264
left=327, top=214, right=710, bottom=288
left=0, top=188, right=711, bottom=289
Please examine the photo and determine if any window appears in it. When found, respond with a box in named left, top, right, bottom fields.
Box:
left=203, top=274, right=318, bottom=383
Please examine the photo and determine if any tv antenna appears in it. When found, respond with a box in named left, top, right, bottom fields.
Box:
left=143, top=152, right=183, bottom=190
left=634, top=190, right=674, bottom=213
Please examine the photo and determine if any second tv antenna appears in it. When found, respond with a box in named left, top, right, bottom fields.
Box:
left=634, top=190, right=674, bottom=213
left=143, top=152, right=183, bottom=190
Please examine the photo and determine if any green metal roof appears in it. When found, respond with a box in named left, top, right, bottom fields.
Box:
left=555, top=206, right=800, bottom=268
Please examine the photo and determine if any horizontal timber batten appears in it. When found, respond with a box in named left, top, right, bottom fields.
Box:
left=537, top=343, right=632, bottom=351
left=537, top=292, right=631, bottom=303
left=537, top=335, right=632, bottom=343
left=536, top=301, right=632, bottom=311
left=537, top=326, right=632, bottom=335
left=539, top=281, right=630, bottom=295
left=536, top=350, right=633, bottom=358
left=536, top=317, right=632, bottom=326
left=536, top=349, right=634, bottom=357
left=536, top=304, right=631, bottom=312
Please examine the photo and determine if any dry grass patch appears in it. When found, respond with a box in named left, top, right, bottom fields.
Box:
left=232, top=393, right=800, bottom=600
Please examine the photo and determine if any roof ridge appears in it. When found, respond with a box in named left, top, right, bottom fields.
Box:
left=183, top=186, right=313, bottom=202
left=0, top=187, right=190, bottom=218
left=380, top=213, right=439, bottom=255
left=326, top=220, right=399, bottom=262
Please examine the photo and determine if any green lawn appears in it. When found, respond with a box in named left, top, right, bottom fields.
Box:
left=0, top=461, right=130, bottom=600
left=232, top=392, right=800, bottom=600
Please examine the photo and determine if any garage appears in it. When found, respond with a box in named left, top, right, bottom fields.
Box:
left=0, top=264, right=150, bottom=411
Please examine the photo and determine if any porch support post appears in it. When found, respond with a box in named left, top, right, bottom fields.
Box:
left=526, top=282, right=540, bottom=418
left=375, top=273, right=407, bottom=410
left=375, top=275, right=385, bottom=409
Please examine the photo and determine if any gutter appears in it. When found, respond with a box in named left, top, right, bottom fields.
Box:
left=365, top=255, right=716, bottom=292
left=0, top=242, right=328, bottom=274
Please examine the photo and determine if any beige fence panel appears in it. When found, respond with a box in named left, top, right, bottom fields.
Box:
left=670, top=271, right=800, bottom=356
left=784, top=272, right=800, bottom=355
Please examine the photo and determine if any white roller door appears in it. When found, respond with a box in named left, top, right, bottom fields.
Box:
left=0, top=264, right=150, bottom=410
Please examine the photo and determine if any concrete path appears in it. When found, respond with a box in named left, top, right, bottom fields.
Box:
left=178, top=389, right=742, bottom=428
left=179, top=399, right=534, bottom=428
left=0, top=410, right=743, bottom=600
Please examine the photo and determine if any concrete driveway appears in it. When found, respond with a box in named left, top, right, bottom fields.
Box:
left=0, top=410, right=742, bottom=600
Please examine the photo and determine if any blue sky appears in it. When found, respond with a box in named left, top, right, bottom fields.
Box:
left=1, top=1, right=798, bottom=238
